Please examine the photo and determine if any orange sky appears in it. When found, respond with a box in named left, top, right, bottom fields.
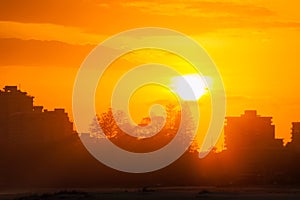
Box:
left=1, top=0, right=300, bottom=147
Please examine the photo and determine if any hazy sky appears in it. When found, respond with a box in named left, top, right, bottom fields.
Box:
left=1, top=0, right=300, bottom=146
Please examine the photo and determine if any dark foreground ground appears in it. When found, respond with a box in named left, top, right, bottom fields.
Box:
left=1, top=187, right=300, bottom=200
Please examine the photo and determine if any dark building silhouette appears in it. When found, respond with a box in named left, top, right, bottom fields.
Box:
left=0, top=86, right=33, bottom=136
left=0, top=86, right=75, bottom=144
left=0, top=86, right=33, bottom=113
left=225, top=110, right=283, bottom=152
left=286, top=122, right=300, bottom=153
left=222, top=110, right=285, bottom=184
left=0, top=86, right=84, bottom=187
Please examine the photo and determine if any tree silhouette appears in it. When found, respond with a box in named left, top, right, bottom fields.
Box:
left=165, top=103, right=178, bottom=131
left=88, top=104, right=199, bottom=152
left=89, top=108, right=131, bottom=139
left=88, top=115, right=104, bottom=138
left=176, top=102, right=199, bottom=152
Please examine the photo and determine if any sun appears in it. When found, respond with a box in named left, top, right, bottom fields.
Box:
left=170, top=74, right=209, bottom=101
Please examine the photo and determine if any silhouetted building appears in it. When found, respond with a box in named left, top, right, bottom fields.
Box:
left=225, top=110, right=283, bottom=152
left=0, top=86, right=33, bottom=135
left=0, top=86, right=75, bottom=144
left=0, top=86, right=33, bottom=114
left=286, top=122, right=300, bottom=153
left=223, top=110, right=285, bottom=184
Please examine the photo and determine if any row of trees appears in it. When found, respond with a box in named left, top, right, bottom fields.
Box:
left=88, top=103, right=199, bottom=153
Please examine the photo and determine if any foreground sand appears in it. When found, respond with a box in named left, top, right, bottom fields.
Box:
left=1, top=187, right=300, bottom=200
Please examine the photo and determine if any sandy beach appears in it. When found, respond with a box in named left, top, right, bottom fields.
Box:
left=1, top=186, right=300, bottom=200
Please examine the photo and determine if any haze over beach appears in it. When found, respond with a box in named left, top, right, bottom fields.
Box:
left=1, top=0, right=300, bottom=199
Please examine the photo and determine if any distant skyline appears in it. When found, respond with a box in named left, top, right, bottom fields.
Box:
left=0, top=84, right=296, bottom=152
left=1, top=0, right=300, bottom=146
left=2, top=85, right=300, bottom=182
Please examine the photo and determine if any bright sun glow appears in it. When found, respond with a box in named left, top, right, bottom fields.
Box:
left=170, top=74, right=210, bottom=101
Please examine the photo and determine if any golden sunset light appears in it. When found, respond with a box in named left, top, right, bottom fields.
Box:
left=1, top=0, right=299, bottom=145
left=1, top=0, right=300, bottom=197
